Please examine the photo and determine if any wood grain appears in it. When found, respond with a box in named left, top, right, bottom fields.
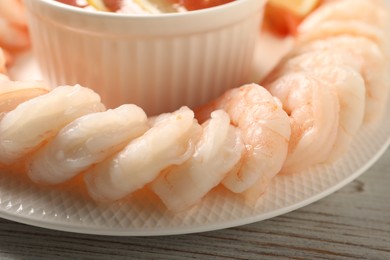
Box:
left=0, top=149, right=389, bottom=260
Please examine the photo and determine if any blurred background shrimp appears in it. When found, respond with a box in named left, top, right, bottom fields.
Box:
left=0, top=48, right=6, bottom=73
left=0, top=0, right=30, bottom=69
left=299, top=0, right=390, bottom=39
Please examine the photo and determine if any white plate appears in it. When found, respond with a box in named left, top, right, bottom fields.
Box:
left=1, top=35, right=389, bottom=236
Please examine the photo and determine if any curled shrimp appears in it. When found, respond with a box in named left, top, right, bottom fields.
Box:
left=84, top=106, right=201, bottom=201
left=292, top=36, right=390, bottom=124
left=0, top=88, right=49, bottom=119
left=264, top=50, right=366, bottom=159
left=0, top=48, right=5, bottom=73
left=306, top=66, right=365, bottom=160
left=0, top=0, right=29, bottom=53
left=0, top=75, right=50, bottom=119
left=265, top=72, right=340, bottom=174
left=299, top=0, right=390, bottom=34
left=0, top=18, right=29, bottom=51
left=0, top=0, right=27, bottom=28
left=150, top=110, right=244, bottom=212
left=197, top=83, right=291, bottom=198
left=0, top=85, right=105, bottom=164
left=0, top=0, right=386, bottom=212
left=297, top=20, right=390, bottom=56
left=27, top=104, right=149, bottom=185
left=0, top=48, right=13, bottom=70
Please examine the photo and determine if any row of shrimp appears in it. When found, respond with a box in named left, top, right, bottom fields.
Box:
left=0, top=0, right=389, bottom=212
left=262, top=0, right=390, bottom=174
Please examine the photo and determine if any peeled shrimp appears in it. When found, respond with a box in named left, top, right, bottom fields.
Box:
left=0, top=47, right=12, bottom=70
left=264, top=50, right=366, bottom=159
left=0, top=0, right=29, bottom=52
left=27, top=104, right=149, bottom=184
left=0, top=88, right=49, bottom=119
left=0, top=76, right=50, bottom=118
left=298, top=20, right=390, bottom=56
left=299, top=0, right=390, bottom=35
left=0, top=0, right=27, bottom=28
left=263, top=50, right=363, bottom=86
left=308, top=66, right=365, bottom=159
left=0, top=48, right=5, bottom=73
left=84, top=106, right=201, bottom=201
left=0, top=85, right=105, bottom=164
left=197, top=83, right=291, bottom=195
left=0, top=0, right=386, bottom=212
left=150, top=110, right=244, bottom=211
left=265, top=72, right=339, bottom=174
left=0, top=18, right=29, bottom=51
left=293, top=36, right=390, bottom=124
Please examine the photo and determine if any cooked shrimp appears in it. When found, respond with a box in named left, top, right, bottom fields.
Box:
left=0, top=85, right=105, bottom=164
left=0, top=48, right=5, bottom=73
left=197, top=83, right=291, bottom=195
left=0, top=76, right=50, bottom=119
left=27, top=104, right=149, bottom=185
left=299, top=0, right=390, bottom=34
left=0, top=18, right=29, bottom=51
left=292, top=36, right=390, bottom=123
left=263, top=50, right=366, bottom=159
left=150, top=110, right=244, bottom=212
left=0, top=88, right=49, bottom=119
left=310, top=66, right=365, bottom=159
left=0, top=74, right=48, bottom=93
left=263, top=50, right=362, bottom=85
left=298, top=20, right=390, bottom=56
left=0, top=47, right=12, bottom=70
left=0, top=0, right=27, bottom=28
left=265, top=72, right=339, bottom=174
left=0, top=0, right=29, bottom=52
left=84, top=106, right=201, bottom=201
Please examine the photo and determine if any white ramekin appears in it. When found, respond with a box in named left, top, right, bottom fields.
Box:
left=23, top=0, right=266, bottom=115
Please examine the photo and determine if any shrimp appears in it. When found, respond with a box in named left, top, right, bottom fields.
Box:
left=263, top=50, right=366, bottom=159
left=0, top=0, right=29, bottom=52
left=150, top=110, right=244, bottom=212
left=0, top=0, right=27, bottom=28
left=196, top=83, right=291, bottom=196
left=292, top=36, right=390, bottom=124
left=0, top=18, right=30, bottom=51
left=0, top=48, right=5, bottom=73
left=0, top=76, right=50, bottom=119
left=263, top=50, right=363, bottom=85
left=265, top=72, right=339, bottom=174
left=0, top=88, right=49, bottom=119
left=308, top=66, right=365, bottom=160
left=297, top=20, right=390, bottom=56
left=84, top=106, right=202, bottom=201
left=299, top=0, right=390, bottom=34
left=0, top=85, right=105, bottom=164
left=0, top=47, right=12, bottom=70
left=27, top=104, right=149, bottom=185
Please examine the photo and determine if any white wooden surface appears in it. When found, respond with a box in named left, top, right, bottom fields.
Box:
left=0, top=148, right=388, bottom=259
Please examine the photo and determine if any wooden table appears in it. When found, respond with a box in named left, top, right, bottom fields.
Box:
left=0, top=149, right=389, bottom=259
